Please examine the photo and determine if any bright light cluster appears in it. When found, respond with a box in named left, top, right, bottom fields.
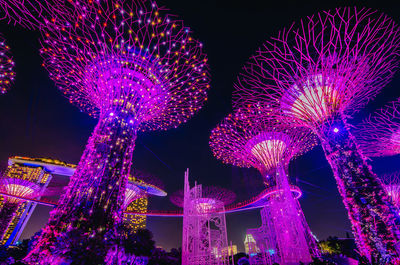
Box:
left=356, top=99, right=400, bottom=158
left=210, top=106, right=317, bottom=175
left=0, top=178, right=41, bottom=203
left=170, top=186, right=236, bottom=208
left=0, top=34, right=14, bottom=94
left=233, top=7, right=400, bottom=128
left=40, top=0, right=210, bottom=131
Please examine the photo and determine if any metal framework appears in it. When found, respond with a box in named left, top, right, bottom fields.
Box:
left=180, top=170, right=230, bottom=265
left=233, top=7, right=400, bottom=262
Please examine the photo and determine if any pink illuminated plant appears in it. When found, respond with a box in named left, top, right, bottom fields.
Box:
left=23, top=1, right=210, bottom=264
left=233, top=7, right=400, bottom=262
left=356, top=99, right=400, bottom=158
left=210, top=106, right=318, bottom=263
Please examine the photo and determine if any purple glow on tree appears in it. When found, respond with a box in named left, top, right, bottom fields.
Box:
left=356, top=99, right=400, bottom=158
left=0, top=33, right=14, bottom=94
left=0, top=177, right=41, bottom=241
left=210, top=107, right=317, bottom=178
left=233, top=7, right=400, bottom=262
left=210, top=106, right=318, bottom=263
left=170, top=186, right=236, bottom=209
left=23, top=1, right=210, bottom=264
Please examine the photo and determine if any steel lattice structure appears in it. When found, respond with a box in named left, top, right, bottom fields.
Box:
left=210, top=107, right=318, bottom=264
left=356, top=99, right=400, bottom=158
left=180, top=170, right=231, bottom=265
left=20, top=1, right=209, bottom=264
left=233, top=7, right=400, bottom=262
left=0, top=176, right=41, bottom=242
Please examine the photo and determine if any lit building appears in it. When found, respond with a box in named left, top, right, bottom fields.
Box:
left=124, top=196, right=148, bottom=233
left=244, top=234, right=259, bottom=255
left=221, top=245, right=238, bottom=257
left=0, top=156, right=166, bottom=245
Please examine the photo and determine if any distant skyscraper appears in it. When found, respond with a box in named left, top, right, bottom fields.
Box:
left=244, top=234, right=259, bottom=255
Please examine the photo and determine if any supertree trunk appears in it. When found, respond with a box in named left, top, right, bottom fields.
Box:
left=0, top=202, right=19, bottom=241
left=25, top=113, right=137, bottom=265
left=316, top=114, right=400, bottom=262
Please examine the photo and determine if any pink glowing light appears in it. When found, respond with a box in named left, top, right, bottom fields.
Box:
left=380, top=172, right=400, bottom=210
left=22, top=1, right=210, bottom=263
left=232, top=7, right=400, bottom=262
left=170, top=186, right=236, bottom=209
left=210, top=106, right=318, bottom=263
left=356, top=99, right=400, bottom=158
left=0, top=177, right=41, bottom=203
left=234, top=8, right=400, bottom=129
left=210, top=106, right=317, bottom=177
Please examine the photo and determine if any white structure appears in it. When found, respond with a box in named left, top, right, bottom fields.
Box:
left=182, top=170, right=229, bottom=265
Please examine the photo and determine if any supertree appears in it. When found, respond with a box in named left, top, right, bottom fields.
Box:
left=210, top=106, right=318, bottom=264
left=170, top=186, right=236, bottom=209
left=356, top=99, right=400, bottom=158
left=24, top=1, right=209, bottom=264
left=233, top=7, right=400, bottom=262
left=380, top=172, right=400, bottom=211
left=0, top=33, right=14, bottom=94
left=0, top=176, right=41, bottom=241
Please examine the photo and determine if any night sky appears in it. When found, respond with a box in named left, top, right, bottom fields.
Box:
left=0, top=0, right=400, bottom=253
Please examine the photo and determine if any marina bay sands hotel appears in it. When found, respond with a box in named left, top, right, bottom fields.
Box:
left=0, top=156, right=156, bottom=246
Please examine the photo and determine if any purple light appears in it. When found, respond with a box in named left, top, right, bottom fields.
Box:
left=233, top=7, right=400, bottom=262
left=210, top=106, right=318, bottom=262
left=21, top=1, right=210, bottom=264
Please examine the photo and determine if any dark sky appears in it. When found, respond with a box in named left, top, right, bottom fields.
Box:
left=0, top=0, right=400, bottom=253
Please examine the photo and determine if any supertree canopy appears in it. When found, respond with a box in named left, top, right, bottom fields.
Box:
left=0, top=0, right=83, bottom=30
left=170, top=186, right=236, bottom=209
left=24, top=1, right=209, bottom=264
left=0, top=177, right=41, bottom=241
left=380, top=172, right=400, bottom=211
left=233, top=7, right=400, bottom=262
left=210, top=106, right=317, bottom=178
left=0, top=33, right=14, bottom=94
left=356, top=99, right=400, bottom=158
left=210, top=107, right=318, bottom=263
